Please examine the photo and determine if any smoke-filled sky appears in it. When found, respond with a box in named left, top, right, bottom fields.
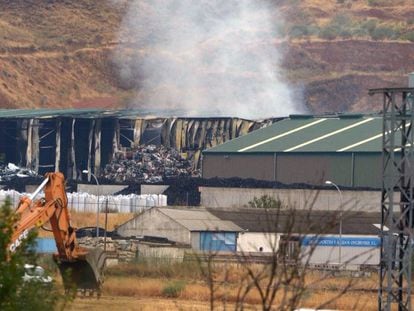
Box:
left=111, top=0, right=305, bottom=118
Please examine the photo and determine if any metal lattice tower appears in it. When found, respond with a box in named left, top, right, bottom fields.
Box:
left=370, top=88, right=414, bottom=311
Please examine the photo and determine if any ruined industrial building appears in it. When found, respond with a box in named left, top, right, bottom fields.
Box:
left=0, top=109, right=275, bottom=182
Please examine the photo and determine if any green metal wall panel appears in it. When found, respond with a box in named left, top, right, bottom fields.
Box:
left=353, top=154, right=382, bottom=188
left=276, top=153, right=353, bottom=186
left=203, top=152, right=383, bottom=189
left=202, top=154, right=275, bottom=180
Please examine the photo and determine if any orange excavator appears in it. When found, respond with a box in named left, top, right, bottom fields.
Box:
left=9, top=172, right=106, bottom=295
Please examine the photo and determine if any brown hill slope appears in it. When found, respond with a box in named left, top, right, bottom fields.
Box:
left=0, top=0, right=413, bottom=113
left=0, top=0, right=125, bottom=108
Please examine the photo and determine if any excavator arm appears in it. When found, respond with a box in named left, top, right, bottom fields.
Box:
left=9, top=172, right=105, bottom=294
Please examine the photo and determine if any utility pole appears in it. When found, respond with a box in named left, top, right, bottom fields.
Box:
left=325, top=180, right=343, bottom=266
left=371, top=86, right=414, bottom=311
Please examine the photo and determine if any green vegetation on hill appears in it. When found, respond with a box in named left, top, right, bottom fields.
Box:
left=288, top=16, right=414, bottom=42
left=286, top=0, right=414, bottom=42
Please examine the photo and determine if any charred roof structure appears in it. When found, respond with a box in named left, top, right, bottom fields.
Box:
left=0, top=108, right=274, bottom=181
left=202, top=113, right=384, bottom=188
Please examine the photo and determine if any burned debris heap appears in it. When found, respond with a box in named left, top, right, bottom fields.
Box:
left=0, top=162, right=38, bottom=182
left=103, top=145, right=199, bottom=183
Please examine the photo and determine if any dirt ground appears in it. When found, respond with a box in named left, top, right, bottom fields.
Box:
left=63, top=272, right=380, bottom=311
left=69, top=297, right=212, bottom=311
left=68, top=293, right=379, bottom=311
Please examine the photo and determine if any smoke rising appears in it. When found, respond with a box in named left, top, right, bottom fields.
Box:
left=111, top=0, right=305, bottom=118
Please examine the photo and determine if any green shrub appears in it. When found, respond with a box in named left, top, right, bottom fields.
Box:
left=401, top=31, right=414, bottom=42
left=289, top=25, right=308, bottom=38
left=0, top=199, right=69, bottom=311
left=362, top=19, right=377, bottom=32
left=289, top=25, right=310, bottom=38
left=371, top=26, right=397, bottom=40
left=307, top=25, right=321, bottom=36
left=318, top=13, right=356, bottom=40
left=319, top=26, right=338, bottom=40
left=368, top=0, right=387, bottom=6
left=339, top=28, right=352, bottom=38
left=331, top=13, right=352, bottom=28
left=287, top=23, right=320, bottom=38
left=162, top=281, right=186, bottom=298
left=249, top=195, right=282, bottom=209
left=368, top=0, right=404, bottom=6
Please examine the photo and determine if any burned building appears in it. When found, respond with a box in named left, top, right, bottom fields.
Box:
left=0, top=108, right=273, bottom=181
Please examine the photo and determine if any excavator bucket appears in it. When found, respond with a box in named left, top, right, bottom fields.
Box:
left=55, top=247, right=106, bottom=296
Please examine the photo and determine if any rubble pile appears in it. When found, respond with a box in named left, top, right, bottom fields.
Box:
left=0, top=163, right=38, bottom=182
left=78, top=237, right=138, bottom=262
left=78, top=237, right=187, bottom=263
left=103, top=145, right=200, bottom=183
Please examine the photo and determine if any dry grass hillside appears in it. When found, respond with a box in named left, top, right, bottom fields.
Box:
left=0, top=0, right=414, bottom=113
left=0, top=0, right=126, bottom=108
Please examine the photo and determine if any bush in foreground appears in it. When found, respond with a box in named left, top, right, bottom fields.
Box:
left=0, top=198, right=69, bottom=311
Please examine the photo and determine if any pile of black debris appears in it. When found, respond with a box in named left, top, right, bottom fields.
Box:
left=103, top=145, right=200, bottom=183
left=0, top=163, right=42, bottom=192
left=0, top=163, right=38, bottom=182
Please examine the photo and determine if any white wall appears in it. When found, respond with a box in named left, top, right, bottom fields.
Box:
left=191, top=232, right=200, bottom=250
left=200, top=187, right=380, bottom=212
left=301, top=235, right=380, bottom=268
left=137, top=243, right=188, bottom=262
left=117, top=208, right=191, bottom=245
left=77, top=184, right=127, bottom=195
left=237, top=232, right=280, bottom=253
left=141, top=185, right=169, bottom=195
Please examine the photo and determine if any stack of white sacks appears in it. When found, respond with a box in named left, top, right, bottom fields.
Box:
left=67, top=193, right=168, bottom=213
left=0, top=189, right=167, bottom=213
left=0, top=189, right=21, bottom=207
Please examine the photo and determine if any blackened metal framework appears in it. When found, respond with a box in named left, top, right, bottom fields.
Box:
left=370, top=88, right=414, bottom=311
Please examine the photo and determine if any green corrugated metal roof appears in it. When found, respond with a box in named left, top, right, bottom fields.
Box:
left=204, top=114, right=385, bottom=153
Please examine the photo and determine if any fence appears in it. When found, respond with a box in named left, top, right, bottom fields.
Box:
left=0, top=190, right=167, bottom=213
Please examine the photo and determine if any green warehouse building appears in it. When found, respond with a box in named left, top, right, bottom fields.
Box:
left=202, top=113, right=385, bottom=189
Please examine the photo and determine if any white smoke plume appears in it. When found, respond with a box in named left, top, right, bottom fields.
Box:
left=111, top=0, right=305, bottom=118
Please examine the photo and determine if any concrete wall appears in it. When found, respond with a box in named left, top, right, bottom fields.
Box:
left=137, top=243, right=188, bottom=262
left=202, top=152, right=382, bottom=188
left=200, top=187, right=381, bottom=212
left=237, top=232, right=280, bottom=253
left=116, top=208, right=191, bottom=245
left=141, top=184, right=169, bottom=195
left=191, top=232, right=200, bottom=250
left=77, top=184, right=127, bottom=195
